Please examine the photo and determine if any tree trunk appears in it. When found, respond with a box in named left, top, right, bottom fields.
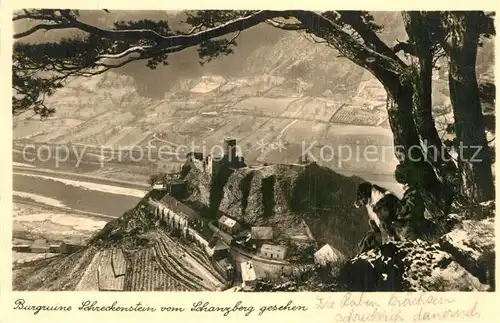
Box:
left=386, top=81, right=454, bottom=217
left=385, top=83, right=423, bottom=164
left=402, top=11, right=460, bottom=191
left=442, top=12, right=494, bottom=202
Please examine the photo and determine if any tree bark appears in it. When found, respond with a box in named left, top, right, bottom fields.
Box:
left=385, top=83, right=423, bottom=163
left=402, top=12, right=459, bottom=189
left=441, top=11, right=495, bottom=202
left=387, top=82, right=452, bottom=216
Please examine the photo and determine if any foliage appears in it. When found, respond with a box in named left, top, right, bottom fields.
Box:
left=148, top=172, right=169, bottom=186
left=277, top=235, right=316, bottom=263
left=255, top=260, right=347, bottom=292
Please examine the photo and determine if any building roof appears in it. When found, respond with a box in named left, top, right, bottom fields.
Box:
left=168, top=179, right=187, bottom=186
left=218, top=215, right=238, bottom=228
left=159, top=194, right=200, bottom=222
left=250, top=226, right=273, bottom=240
left=208, top=236, right=219, bottom=248
left=261, top=244, right=286, bottom=254
left=217, top=257, right=233, bottom=269
left=314, top=244, right=345, bottom=265
left=240, top=261, right=256, bottom=282
left=213, top=241, right=229, bottom=252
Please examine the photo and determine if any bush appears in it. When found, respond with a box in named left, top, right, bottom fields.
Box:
left=148, top=172, right=169, bottom=186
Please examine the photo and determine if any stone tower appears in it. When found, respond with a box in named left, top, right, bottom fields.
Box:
left=224, top=138, right=237, bottom=163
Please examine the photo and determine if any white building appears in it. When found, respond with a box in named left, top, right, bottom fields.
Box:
left=218, top=215, right=240, bottom=234
left=260, top=244, right=287, bottom=260
left=240, top=261, right=257, bottom=289
left=152, top=183, right=165, bottom=190
left=314, top=244, right=345, bottom=267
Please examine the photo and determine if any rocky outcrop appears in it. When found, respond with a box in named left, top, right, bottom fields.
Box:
left=185, top=161, right=368, bottom=256
left=440, top=217, right=495, bottom=289
left=338, top=239, right=490, bottom=292
left=181, top=158, right=212, bottom=210
left=219, top=165, right=293, bottom=224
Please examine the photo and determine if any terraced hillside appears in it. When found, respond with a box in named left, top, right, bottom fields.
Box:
left=12, top=190, right=226, bottom=291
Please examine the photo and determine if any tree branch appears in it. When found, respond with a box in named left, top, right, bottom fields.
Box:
left=96, top=45, right=154, bottom=60
left=339, top=11, right=407, bottom=67
left=14, top=23, right=75, bottom=39
left=289, top=11, right=405, bottom=86
left=265, top=18, right=304, bottom=30
left=15, top=9, right=402, bottom=81
left=13, top=9, right=409, bottom=116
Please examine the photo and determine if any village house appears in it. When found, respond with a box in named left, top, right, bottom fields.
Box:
left=214, top=257, right=235, bottom=282
left=52, top=241, right=85, bottom=254
left=208, top=236, right=235, bottom=283
left=152, top=183, right=165, bottom=190
left=260, top=244, right=287, bottom=261
left=12, top=244, right=30, bottom=252
left=314, top=244, right=345, bottom=267
left=152, top=179, right=187, bottom=198
left=212, top=241, right=231, bottom=261
left=250, top=226, right=273, bottom=246
left=30, top=239, right=50, bottom=253
left=166, top=180, right=187, bottom=197
left=240, top=261, right=257, bottom=289
left=218, top=215, right=241, bottom=235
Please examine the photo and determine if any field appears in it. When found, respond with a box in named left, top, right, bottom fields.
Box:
left=126, top=247, right=194, bottom=291
left=279, top=97, right=310, bottom=118
left=301, top=98, right=344, bottom=122
left=13, top=118, right=83, bottom=142
left=12, top=251, right=58, bottom=265
left=97, top=249, right=126, bottom=291
left=56, top=111, right=136, bottom=145
left=13, top=71, right=411, bottom=177
left=13, top=70, right=396, bottom=160
left=111, top=248, right=127, bottom=276
left=230, top=97, right=297, bottom=117
left=104, top=127, right=152, bottom=148
left=330, top=105, right=386, bottom=126
left=213, top=116, right=270, bottom=144
left=75, top=250, right=102, bottom=291
left=12, top=202, right=107, bottom=245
